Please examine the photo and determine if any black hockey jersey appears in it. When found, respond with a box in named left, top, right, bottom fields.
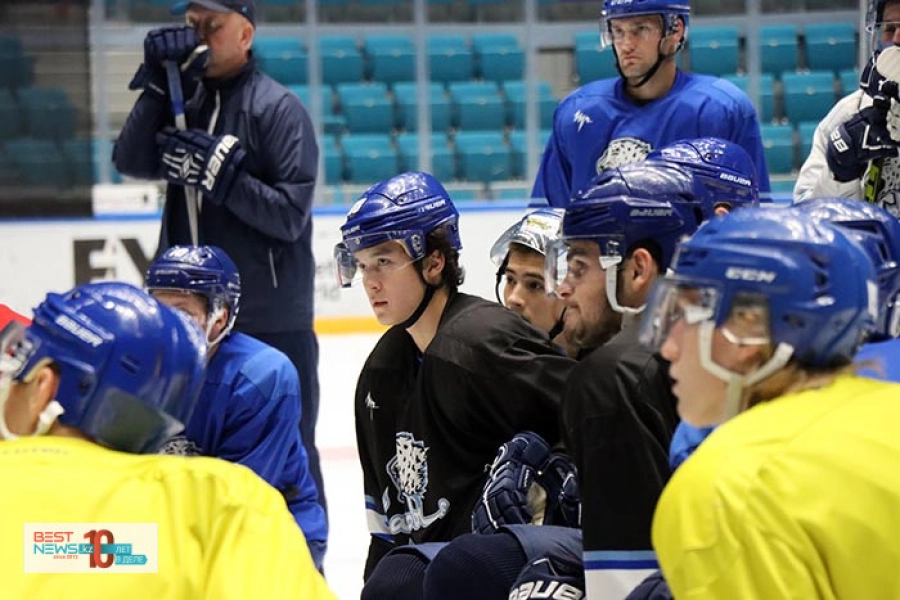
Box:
left=355, top=292, right=575, bottom=577
left=560, top=325, right=678, bottom=578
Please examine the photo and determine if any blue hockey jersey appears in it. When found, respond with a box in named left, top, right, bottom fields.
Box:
left=172, top=332, right=327, bottom=566
left=856, top=338, right=900, bottom=383
left=533, top=71, right=770, bottom=207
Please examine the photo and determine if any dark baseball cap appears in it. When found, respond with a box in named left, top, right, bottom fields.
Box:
left=171, top=0, right=256, bottom=27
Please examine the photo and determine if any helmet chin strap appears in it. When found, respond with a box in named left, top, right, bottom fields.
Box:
left=548, top=306, right=567, bottom=341
left=605, top=266, right=645, bottom=331
left=400, top=283, right=438, bottom=330
left=205, top=306, right=232, bottom=349
left=614, top=25, right=683, bottom=90
left=0, top=375, right=65, bottom=440
left=697, top=322, right=795, bottom=424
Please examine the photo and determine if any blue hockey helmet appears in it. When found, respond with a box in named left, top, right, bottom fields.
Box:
left=601, top=0, right=690, bottom=46
left=335, top=171, right=462, bottom=288
left=1, top=282, right=207, bottom=453
left=641, top=208, right=877, bottom=423
left=549, top=165, right=695, bottom=315
left=146, top=245, right=241, bottom=344
left=646, top=137, right=760, bottom=210
left=792, top=197, right=900, bottom=340
left=643, top=208, right=877, bottom=369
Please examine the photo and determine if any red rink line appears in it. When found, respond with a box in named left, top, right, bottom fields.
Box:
left=320, top=445, right=359, bottom=462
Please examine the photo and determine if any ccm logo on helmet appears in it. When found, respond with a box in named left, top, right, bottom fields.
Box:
left=725, top=267, right=776, bottom=283
left=202, top=135, right=239, bottom=193
left=508, top=582, right=584, bottom=600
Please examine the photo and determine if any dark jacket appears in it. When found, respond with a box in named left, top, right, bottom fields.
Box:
left=113, top=58, right=318, bottom=333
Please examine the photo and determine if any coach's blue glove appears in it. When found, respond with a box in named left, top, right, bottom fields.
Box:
left=157, top=128, right=246, bottom=204
left=472, top=431, right=580, bottom=534
left=826, top=95, right=900, bottom=182
left=129, top=26, right=207, bottom=98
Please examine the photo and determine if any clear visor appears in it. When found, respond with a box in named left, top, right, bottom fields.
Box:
left=544, top=236, right=625, bottom=296
left=639, top=280, right=720, bottom=351
left=334, top=239, right=417, bottom=288
left=868, top=20, right=900, bottom=51
left=489, top=211, right=563, bottom=267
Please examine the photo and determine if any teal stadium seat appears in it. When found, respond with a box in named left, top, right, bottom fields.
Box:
left=724, top=73, right=775, bottom=123
left=759, top=124, right=795, bottom=174
left=18, top=87, right=76, bottom=140
left=0, top=89, right=21, bottom=140
left=502, top=81, right=556, bottom=129
left=509, top=128, right=552, bottom=178
left=318, top=35, right=364, bottom=86
left=574, top=30, right=618, bottom=83
left=804, top=23, right=856, bottom=75
left=781, top=71, right=836, bottom=126
left=337, top=82, right=394, bottom=134
left=760, top=25, right=799, bottom=79
left=322, top=135, right=344, bottom=185
left=455, top=131, right=511, bottom=182
left=797, top=121, right=819, bottom=163
left=0, top=36, right=32, bottom=89
left=341, top=134, right=398, bottom=184
left=61, top=138, right=95, bottom=187
left=688, top=26, right=740, bottom=76
left=254, top=36, right=307, bottom=86
left=364, top=35, right=415, bottom=84
left=449, top=81, right=505, bottom=131
left=287, top=84, right=345, bottom=134
left=4, top=139, right=68, bottom=187
left=472, top=33, right=524, bottom=83
left=393, top=81, right=452, bottom=133
left=839, top=68, right=859, bottom=97
left=396, top=132, right=456, bottom=181
left=428, top=35, right=475, bottom=84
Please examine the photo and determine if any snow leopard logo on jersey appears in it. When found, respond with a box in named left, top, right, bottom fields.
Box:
left=595, top=137, right=653, bottom=173
left=385, top=432, right=450, bottom=534
left=158, top=435, right=202, bottom=456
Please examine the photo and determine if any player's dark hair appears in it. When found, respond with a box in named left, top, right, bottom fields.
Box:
left=416, top=226, right=465, bottom=291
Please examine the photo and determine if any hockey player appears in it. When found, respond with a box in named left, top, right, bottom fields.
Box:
left=489, top=208, right=572, bottom=355
left=0, top=282, right=334, bottom=598
left=146, top=245, right=327, bottom=569
left=795, top=0, right=900, bottom=215
left=333, top=171, right=575, bottom=596
left=532, top=0, right=769, bottom=207
left=791, top=197, right=900, bottom=383
left=642, top=207, right=900, bottom=597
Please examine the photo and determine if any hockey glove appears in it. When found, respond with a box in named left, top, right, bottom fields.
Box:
left=826, top=95, right=900, bottom=182
left=129, top=26, right=207, bottom=99
left=157, top=128, right=246, bottom=205
left=472, top=431, right=580, bottom=534
left=861, top=47, right=900, bottom=102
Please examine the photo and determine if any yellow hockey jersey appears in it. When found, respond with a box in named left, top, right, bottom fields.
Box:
left=653, top=375, right=900, bottom=599
left=1, top=436, right=335, bottom=599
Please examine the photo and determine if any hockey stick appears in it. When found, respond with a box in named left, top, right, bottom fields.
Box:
left=165, top=53, right=202, bottom=246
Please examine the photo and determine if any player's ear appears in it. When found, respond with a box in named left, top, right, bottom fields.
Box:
left=629, top=247, right=658, bottom=293
left=27, top=365, right=60, bottom=423
left=239, top=18, right=254, bottom=52
left=422, top=250, right=446, bottom=286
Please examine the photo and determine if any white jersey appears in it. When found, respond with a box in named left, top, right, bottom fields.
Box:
left=794, top=89, right=900, bottom=216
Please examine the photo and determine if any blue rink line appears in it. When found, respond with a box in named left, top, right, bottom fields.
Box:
left=0, top=199, right=533, bottom=225
left=0, top=195, right=793, bottom=225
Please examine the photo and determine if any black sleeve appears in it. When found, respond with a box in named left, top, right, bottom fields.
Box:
left=112, top=92, right=173, bottom=180
left=561, top=343, right=677, bottom=552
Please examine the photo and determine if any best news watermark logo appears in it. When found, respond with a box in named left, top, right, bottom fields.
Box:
left=23, top=523, right=158, bottom=573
